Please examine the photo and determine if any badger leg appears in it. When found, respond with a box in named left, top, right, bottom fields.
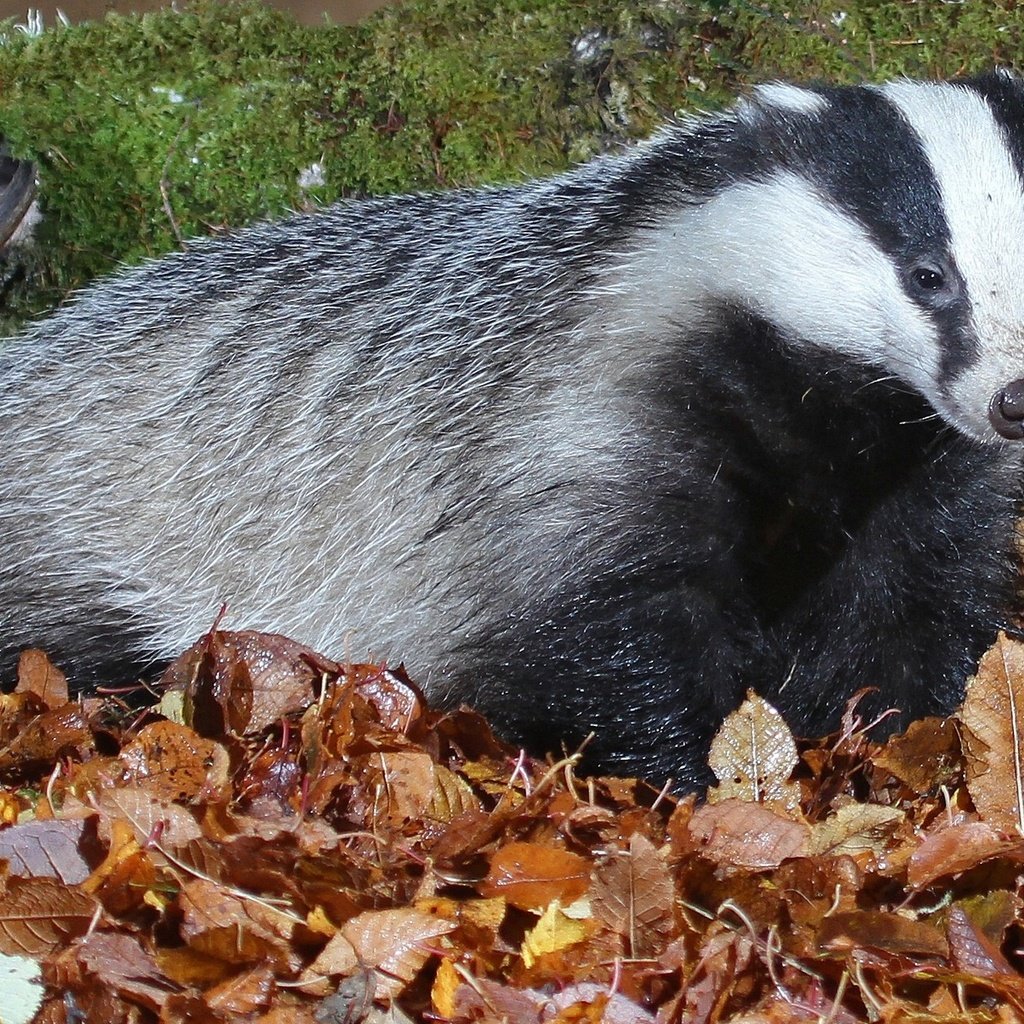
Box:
left=763, top=438, right=1021, bottom=739
left=449, top=576, right=767, bottom=789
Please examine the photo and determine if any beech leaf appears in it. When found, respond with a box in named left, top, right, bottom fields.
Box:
left=0, top=876, right=97, bottom=956
left=306, top=907, right=455, bottom=999
left=482, top=840, right=591, bottom=911
left=707, top=690, right=800, bottom=809
left=959, top=631, right=1024, bottom=832
left=0, top=818, right=99, bottom=884
left=591, top=833, right=675, bottom=957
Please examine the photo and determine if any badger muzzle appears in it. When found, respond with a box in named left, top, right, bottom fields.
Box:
left=989, top=379, right=1024, bottom=439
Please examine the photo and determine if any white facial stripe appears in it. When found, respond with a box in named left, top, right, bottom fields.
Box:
left=604, top=171, right=939, bottom=402
left=750, top=82, right=830, bottom=116
left=881, top=80, right=1024, bottom=438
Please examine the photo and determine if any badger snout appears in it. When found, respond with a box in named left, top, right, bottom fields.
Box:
left=988, top=379, right=1024, bottom=439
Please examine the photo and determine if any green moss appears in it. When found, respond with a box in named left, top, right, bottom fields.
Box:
left=0, top=0, right=1019, bottom=332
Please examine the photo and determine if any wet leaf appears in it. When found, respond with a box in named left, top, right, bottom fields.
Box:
left=688, top=798, right=810, bottom=869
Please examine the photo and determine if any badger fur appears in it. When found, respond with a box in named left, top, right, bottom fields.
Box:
left=1, top=73, right=1023, bottom=787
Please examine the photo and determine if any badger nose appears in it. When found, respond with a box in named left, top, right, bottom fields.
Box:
left=989, top=379, right=1024, bottom=439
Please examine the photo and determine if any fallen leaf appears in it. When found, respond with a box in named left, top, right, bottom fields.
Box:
left=521, top=900, right=592, bottom=969
left=907, top=820, right=1024, bottom=889
left=708, top=691, right=801, bottom=811
left=119, top=720, right=230, bottom=802
left=688, top=799, right=810, bottom=869
left=14, top=650, right=68, bottom=709
left=808, top=803, right=906, bottom=858
left=591, top=833, right=675, bottom=957
left=818, top=911, right=948, bottom=960
left=872, top=717, right=961, bottom=791
left=305, top=907, right=454, bottom=999
left=204, top=963, right=276, bottom=1015
left=481, top=840, right=591, bottom=911
left=0, top=818, right=100, bottom=884
left=947, top=902, right=1015, bottom=978
left=0, top=877, right=97, bottom=956
left=959, top=632, right=1024, bottom=832
left=76, top=931, right=180, bottom=1011
left=163, top=630, right=320, bottom=735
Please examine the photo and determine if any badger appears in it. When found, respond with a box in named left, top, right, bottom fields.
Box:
left=0, top=73, right=1022, bottom=787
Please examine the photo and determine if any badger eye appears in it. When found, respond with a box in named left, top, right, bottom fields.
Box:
left=910, top=264, right=946, bottom=292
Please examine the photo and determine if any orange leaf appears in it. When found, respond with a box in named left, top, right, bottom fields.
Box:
left=482, top=841, right=590, bottom=911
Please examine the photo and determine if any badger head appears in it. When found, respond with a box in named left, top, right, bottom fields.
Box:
left=665, top=71, right=1024, bottom=443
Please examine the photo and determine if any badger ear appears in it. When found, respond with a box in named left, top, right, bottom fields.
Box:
left=994, top=66, right=1021, bottom=81
left=739, top=81, right=829, bottom=119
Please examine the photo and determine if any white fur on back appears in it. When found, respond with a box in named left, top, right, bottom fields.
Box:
left=748, top=82, right=830, bottom=116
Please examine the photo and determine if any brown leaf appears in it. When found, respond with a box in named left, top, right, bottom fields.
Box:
left=774, top=856, right=863, bottom=956
left=947, top=901, right=1015, bottom=978
left=907, top=821, right=1024, bottom=890
left=93, top=786, right=204, bottom=853
left=305, top=907, right=454, bottom=999
left=872, top=717, right=961, bottom=791
left=707, top=691, right=800, bottom=811
left=591, top=833, right=675, bottom=957
left=818, top=911, right=948, bottom=960
left=0, top=704, right=92, bottom=775
left=14, top=650, right=68, bottom=709
left=163, top=630, right=320, bottom=735
left=0, top=818, right=101, bottom=884
left=374, top=751, right=437, bottom=825
left=76, top=931, right=180, bottom=1011
left=0, top=876, right=97, bottom=956
left=481, top=841, right=591, bottom=911
left=179, top=878, right=299, bottom=972
left=428, top=764, right=481, bottom=823
left=808, top=803, right=906, bottom=858
left=204, top=963, right=276, bottom=1015
left=348, top=664, right=425, bottom=734
left=118, top=720, right=230, bottom=802
left=689, top=799, right=810, bottom=869
left=959, top=631, right=1024, bottom=831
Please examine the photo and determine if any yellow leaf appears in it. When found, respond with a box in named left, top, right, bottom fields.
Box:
left=306, top=905, right=336, bottom=937
left=521, top=901, right=591, bottom=969
left=431, top=957, right=460, bottom=1019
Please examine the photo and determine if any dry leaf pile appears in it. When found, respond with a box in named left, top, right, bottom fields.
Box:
left=4, top=629, right=1024, bottom=1022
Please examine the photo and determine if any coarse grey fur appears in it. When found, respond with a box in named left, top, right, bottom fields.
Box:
left=2, top=74, right=1024, bottom=788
